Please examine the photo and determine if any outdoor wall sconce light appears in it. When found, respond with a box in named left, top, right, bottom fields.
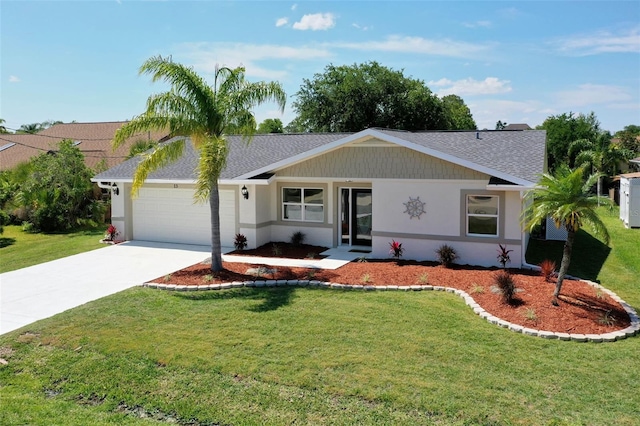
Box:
left=111, top=183, right=119, bottom=196
left=241, top=185, right=249, bottom=200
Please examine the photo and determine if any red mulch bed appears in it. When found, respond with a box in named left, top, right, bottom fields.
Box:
left=226, top=242, right=329, bottom=259
left=151, top=245, right=631, bottom=335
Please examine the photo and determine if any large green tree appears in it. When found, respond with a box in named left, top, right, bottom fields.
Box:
left=536, top=112, right=601, bottom=171
left=522, top=166, right=611, bottom=306
left=441, top=95, right=477, bottom=130
left=291, top=61, right=449, bottom=132
left=113, top=56, right=286, bottom=272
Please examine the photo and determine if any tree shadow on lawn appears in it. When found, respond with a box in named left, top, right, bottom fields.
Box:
left=525, top=229, right=611, bottom=282
left=0, top=237, right=16, bottom=248
left=172, top=286, right=300, bottom=313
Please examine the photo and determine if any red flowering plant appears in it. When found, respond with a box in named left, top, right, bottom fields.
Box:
left=389, top=239, right=404, bottom=260
left=105, top=224, right=119, bottom=241
left=497, top=244, right=513, bottom=269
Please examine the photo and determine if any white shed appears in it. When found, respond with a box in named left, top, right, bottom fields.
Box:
left=619, top=172, right=640, bottom=228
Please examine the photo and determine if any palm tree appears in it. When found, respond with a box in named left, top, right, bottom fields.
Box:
left=569, top=132, right=634, bottom=200
left=0, top=118, right=9, bottom=134
left=113, top=56, right=286, bottom=272
left=522, top=166, right=611, bottom=306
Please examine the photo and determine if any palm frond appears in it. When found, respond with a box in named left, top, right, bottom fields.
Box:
left=194, top=137, right=229, bottom=202
left=131, top=139, right=186, bottom=197
left=113, top=115, right=169, bottom=149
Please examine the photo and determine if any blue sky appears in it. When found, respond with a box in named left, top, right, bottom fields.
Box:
left=2, top=1, right=639, bottom=133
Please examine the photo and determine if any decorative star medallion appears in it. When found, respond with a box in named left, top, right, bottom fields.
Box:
left=403, top=196, right=426, bottom=219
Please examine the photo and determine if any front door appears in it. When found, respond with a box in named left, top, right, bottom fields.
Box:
left=340, top=188, right=372, bottom=246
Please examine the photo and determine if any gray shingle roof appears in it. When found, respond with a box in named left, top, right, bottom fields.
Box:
left=93, top=129, right=546, bottom=185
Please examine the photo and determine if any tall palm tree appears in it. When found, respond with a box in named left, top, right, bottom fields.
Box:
left=113, top=56, right=286, bottom=272
left=569, top=132, right=634, bottom=200
left=522, top=166, right=611, bottom=306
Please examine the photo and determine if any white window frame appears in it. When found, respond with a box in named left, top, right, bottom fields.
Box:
left=282, top=187, right=324, bottom=222
left=466, top=194, right=499, bottom=237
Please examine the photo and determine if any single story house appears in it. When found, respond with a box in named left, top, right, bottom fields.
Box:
left=92, top=128, right=547, bottom=267
left=0, top=121, right=170, bottom=171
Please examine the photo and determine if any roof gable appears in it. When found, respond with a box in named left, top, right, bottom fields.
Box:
left=94, top=128, right=547, bottom=186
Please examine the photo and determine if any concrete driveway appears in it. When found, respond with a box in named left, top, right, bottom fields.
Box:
left=0, top=241, right=210, bottom=335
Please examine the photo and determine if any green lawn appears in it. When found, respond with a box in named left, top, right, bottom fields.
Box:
left=1, top=208, right=638, bottom=425
left=0, top=225, right=106, bottom=273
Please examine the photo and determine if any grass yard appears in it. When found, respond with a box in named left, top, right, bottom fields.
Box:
left=1, top=207, right=639, bottom=425
left=0, top=225, right=105, bottom=273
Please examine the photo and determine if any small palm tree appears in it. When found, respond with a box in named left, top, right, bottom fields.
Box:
left=569, top=132, right=634, bottom=200
left=113, top=55, right=286, bottom=272
left=522, top=166, right=611, bottom=306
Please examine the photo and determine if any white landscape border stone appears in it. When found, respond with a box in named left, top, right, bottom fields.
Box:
left=144, top=278, right=639, bottom=343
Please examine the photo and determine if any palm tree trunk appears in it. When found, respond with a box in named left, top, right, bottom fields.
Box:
left=209, top=179, right=224, bottom=272
left=553, top=229, right=575, bottom=306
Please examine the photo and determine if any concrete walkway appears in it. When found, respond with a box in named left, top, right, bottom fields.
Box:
left=0, top=241, right=210, bottom=335
left=222, top=246, right=368, bottom=270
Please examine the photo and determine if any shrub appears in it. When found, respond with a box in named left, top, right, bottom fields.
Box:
left=272, top=243, right=282, bottom=256
left=496, top=244, right=513, bottom=269
left=234, top=233, right=248, bottom=251
left=389, top=239, right=404, bottom=259
left=435, top=244, right=458, bottom=267
left=290, top=231, right=306, bottom=247
left=539, top=259, right=557, bottom=282
left=105, top=224, right=118, bottom=241
left=494, top=270, right=516, bottom=303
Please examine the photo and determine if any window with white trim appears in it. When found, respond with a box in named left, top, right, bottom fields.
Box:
left=466, top=195, right=499, bottom=236
left=282, top=188, right=324, bottom=222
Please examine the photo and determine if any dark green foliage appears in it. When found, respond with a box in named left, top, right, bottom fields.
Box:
left=291, top=61, right=451, bottom=132
left=614, top=124, right=640, bottom=154
left=495, top=120, right=507, bottom=130
left=257, top=118, right=284, bottom=133
left=15, top=140, right=105, bottom=232
left=494, top=269, right=516, bottom=303
left=290, top=231, right=306, bottom=247
left=536, top=111, right=601, bottom=171
left=435, top=244, right=458, bottom=267
left=441, top=95, right=477, bottom=130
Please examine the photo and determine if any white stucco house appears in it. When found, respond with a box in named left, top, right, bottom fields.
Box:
left=92, top=128, right=547, bottom=267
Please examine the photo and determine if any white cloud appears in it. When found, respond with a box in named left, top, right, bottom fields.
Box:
left=428, top=77, right=512, bottom=96
left=291, top=4, right=297, bottom=11
left=9, top=75, right=20, bottom=83
left=276, top=17, right=288, bottom=27
left=463, top=20, right=492, bottom=29
left=174, top=42, right=332, bottom=79
left=335, top=35, right=492, bottom=58
left=468, top=99, right=550, bottom=130
left=555, top=83, right=634, bottom=107
left=293, top=13, right=336, bottom=31
left=352, top=23, right=371, bottom=31
left=551, top=27, right=640, bottom=56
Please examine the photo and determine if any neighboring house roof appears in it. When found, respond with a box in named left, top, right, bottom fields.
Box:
left=0, top=121, right=170, bottom=171
left=93, top=128, right=547, bottom=187
left=619, top=171, right=640, bottom=179
left=503, top=123, right=532, bottom=130
left=630, top=157, right=640, bottom=164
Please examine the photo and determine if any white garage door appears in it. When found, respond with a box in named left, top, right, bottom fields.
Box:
left=133, top=187, right=236, bottom=246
